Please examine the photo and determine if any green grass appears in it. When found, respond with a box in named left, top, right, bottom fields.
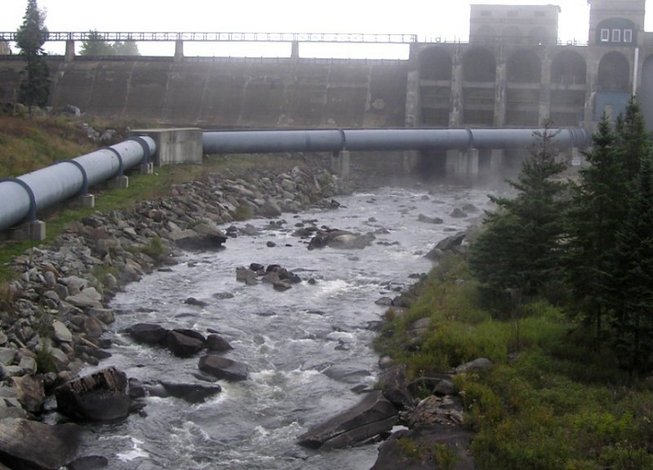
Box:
left=375, top=254, right=653, bottom=469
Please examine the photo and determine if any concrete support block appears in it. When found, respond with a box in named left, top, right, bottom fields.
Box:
left=291, top=41, right=300, bottom=59
left=8, top=220, right=47, bottom=241
left=490, top=149, right=504, bottom=172
left=111, top=175, right=129, bottom=190
left=570, top=147, right=584, bottom=167
left=467, top=148, right=479, bottom=177
left=78, top=194, right=95, bottom=209
left=130, top=128, right=202, bottom=167
left=64, top=40, right=75, bottom=62
left=140, top=162, right=154, bottom=175
left=174, top=40, right=184, bottom=60
left=330, top=150, right=351, bottom=180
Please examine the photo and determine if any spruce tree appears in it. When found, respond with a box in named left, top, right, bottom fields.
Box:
left=564, top=117, right=624, bottom=342
left=15, top=0, right=49, bottom=109
left=607, top=153, right=653, bottom=375
left=470, top=127, right=568, bottom=310
left=615, top=97, right=650, bottom=184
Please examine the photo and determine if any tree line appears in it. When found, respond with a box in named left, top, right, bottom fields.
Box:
left=13, top=0, right=139, bottom=111
left=469, top=99, right=653, bottom=377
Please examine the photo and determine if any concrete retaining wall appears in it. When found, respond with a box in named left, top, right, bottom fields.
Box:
left=0, top=56, right=408, bottom=129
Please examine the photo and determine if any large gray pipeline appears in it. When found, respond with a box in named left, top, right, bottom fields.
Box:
left=202, top=127, right=591, bottom=154
left=0, top=136, right=155, bottom=232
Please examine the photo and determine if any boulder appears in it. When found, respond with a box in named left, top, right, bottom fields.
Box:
left=378, top=365, right=413, bottom=410
left=166, top=329, right=205, bottom=357
left=236, top=267, right=258, bottom=285
left=198, top=355, right=248, bottom=381
left=52, top=320, right=73, bottom=343
left=66, top=455, right=109, bottom=470
left=308, top=229, right=375, bottom=250
left=371, top=424, right=475, bottom=470
left=0, top=418, right=80, bottom=470
left=297, top=390, right=398, bottom=450
left=13, top=375, right=45, bottom=414
left=126, top=323, right=168, bottom=346
left=205, top=334, right=233, bottom=352
left=55, top=366, right=131, bottom=421
left=417, top=214, right=444, bottom=224
left=454, top=357, right=492, bottom=373
left=66, top=287, right=103, bottom=309
left=424, top=232, right=466, bottom=261
left=159, top=381, right=222, bottom=404
left=173, top=224, right=227, bottom=251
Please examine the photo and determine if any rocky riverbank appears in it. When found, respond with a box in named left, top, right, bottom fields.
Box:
left=0, top=159, right=345, bottom=469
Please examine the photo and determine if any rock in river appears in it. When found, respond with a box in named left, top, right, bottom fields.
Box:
left=198, top=355, right=248, bottom=381
left=0, top=418, right=80, bottom=470
left=297, top=390, right=398, bottom=450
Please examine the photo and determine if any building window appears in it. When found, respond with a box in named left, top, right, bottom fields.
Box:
left=612, top=29, right=621, bottom=42
left=600, top=28, right=610, bottom=42
left=624, top=29, right=633, bottom=43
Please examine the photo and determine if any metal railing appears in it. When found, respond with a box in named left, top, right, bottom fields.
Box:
left=0, top=31, right=418, bottom=44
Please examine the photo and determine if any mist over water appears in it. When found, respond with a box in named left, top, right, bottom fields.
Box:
left=74, top=185, right=492, bottom=469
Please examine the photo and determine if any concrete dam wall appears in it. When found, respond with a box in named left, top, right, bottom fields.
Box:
left=0, top=56, right=409, bottom=128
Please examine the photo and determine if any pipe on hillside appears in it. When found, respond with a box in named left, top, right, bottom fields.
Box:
left=202, top=127, right=591, bottom=154
left=0, top=136, right=155, bottom=232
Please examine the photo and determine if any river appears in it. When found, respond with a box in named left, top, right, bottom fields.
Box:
left=73, top=184, right=491, bottom=470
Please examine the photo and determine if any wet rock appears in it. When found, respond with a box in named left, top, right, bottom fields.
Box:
left=236, top=267, right=258, bottom=285
left=159, top=381, right=222, bottom=404
left=166, top=329, right=205, bottom=357
left=126, top=323, right=168, bottom=346
left=449, top=208, right=467, bottom=218
left=213, top=292, right=235, bottom=300
left=424, top=232, right=466, bottom=261
left=309, top=229, right=375, bottom=250
left=184, top=297, right=208, bottom=307
left=297, top=390, right=398, bottom=450
left=417, top=214, right=443, bottom=224
left=67, top=455, right=109, bottom=470
left=378, top=365, right=413, bottom=410
left=55, top=366, right=131, bottom=421
left=0, top=418, right=80, bottom=470
left=322, top=366, right=373, bottom=384
left=375, top=297, right=393, bottom=306
left=205, top=334, right=233, bottom=352
left=198, top=355, right=248, bottom=381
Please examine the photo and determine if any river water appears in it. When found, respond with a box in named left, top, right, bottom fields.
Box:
left=74, top=184, right=491, bottom=470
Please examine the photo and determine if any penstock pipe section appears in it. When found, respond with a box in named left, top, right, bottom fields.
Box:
left=0, top=136, right=155, bottom=233
left=202, top=127, right=592, bottom=154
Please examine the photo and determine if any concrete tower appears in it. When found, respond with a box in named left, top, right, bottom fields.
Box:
left=588, top=0, right=645, bottom=46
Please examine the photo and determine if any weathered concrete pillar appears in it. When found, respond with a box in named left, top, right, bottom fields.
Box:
left=64, top=40, right=75, bottom=62
left=404, top=70, right=420, bottom=128
left=584, top=52, right=599, bottom=126
left=539, top=49, right=552, bottom=125
left=140, top=162, right=154, bottom=175
left=490, top=149, right=504, bottom=172
left=467, top=148, right=480, bottom=178
left=449, top=49, right=463, bottom=127
left=330, top=151, right=350, bottom=180
left=130, top=128, right=202, bottom=167
left=494, top=52, right=507, bottom=127
left=174, top=40, right=184, bottom=61
left=291, top=41, right=300, bottom=60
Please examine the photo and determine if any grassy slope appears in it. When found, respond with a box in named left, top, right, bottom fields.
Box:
left=375, top=255, right=653, bottom=469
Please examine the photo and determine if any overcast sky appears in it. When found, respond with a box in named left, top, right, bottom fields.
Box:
left=1, top=0, right=649, bottom=58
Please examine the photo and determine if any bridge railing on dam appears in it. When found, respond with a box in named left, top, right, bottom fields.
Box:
left=0, top=126, right=590, bottom=241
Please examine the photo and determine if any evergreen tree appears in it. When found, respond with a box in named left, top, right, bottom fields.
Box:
left=79, top=31, right=115, bottom=56
left=80, top=31, right=140, bottom=56
left=607, top=153, right=653, bottom=375
left=15, top=0, right=49, bottom=109
left=470, top=127, right=568, bottom=310
left=564, top=117, right=625, bottom=342
left=615, top=97, right=650, bottom=184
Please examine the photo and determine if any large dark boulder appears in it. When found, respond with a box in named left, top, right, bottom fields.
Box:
left=198, top=355, right=248, bottom=381
left=126, top=323, right=168, bottom=346
left=297, top=390, right=398, bottom=450
left=378, top=365, right=413, bottom=410
left=371, top=425, right=475, bottom=470
left=166, top=329, right=205, bottom=357
left=159, top=381, right=222, bottom=404
left=205, top=334, right=233, bottom=352
left=55, top=367, right=131, bottom=421
left=13, top=375, right=45, bottom=414
left=424, top=232, right=466, bottom=261
left=0, top=418, right=80, bottom=470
